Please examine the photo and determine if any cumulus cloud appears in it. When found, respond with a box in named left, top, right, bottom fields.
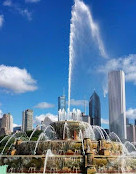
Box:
left=13, top=123, right=21, bottom=128
left=0, top=65, right=37, bottom=93
left=101, top=118, right=109, bottom=125
left=35, top=113, right=57, bottom=125
left=126, top=108, right=136, bottom=119
left=70, top=99, right=88, bottom=106
left=0, top=15, right=4, bottom=28
left=34, top=102, right=55, bottom=109
left=25, top=0, right=40, bottom=3
left=98, top=54, right=136, bottom=96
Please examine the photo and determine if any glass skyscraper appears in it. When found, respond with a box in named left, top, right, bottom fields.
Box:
left=108, top=70, right=127, bottom=141
left=89, top=91, right=101, bottom=126
left=58, top=95, right=66, bottom=111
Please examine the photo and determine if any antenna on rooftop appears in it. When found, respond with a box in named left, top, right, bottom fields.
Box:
left=84, top=96, right=86, bottom=115
left=63, top=87, right=65, bottom=96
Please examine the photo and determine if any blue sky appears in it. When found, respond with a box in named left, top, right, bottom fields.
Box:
left=0, top=0, right=136, bottom=128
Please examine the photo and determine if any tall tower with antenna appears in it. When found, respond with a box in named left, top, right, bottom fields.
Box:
left=89, top=91, right=101, bottom=126
left=58, top=89, right=66, bottom=111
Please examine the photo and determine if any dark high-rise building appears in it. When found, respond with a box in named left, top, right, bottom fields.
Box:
left=89, top=91, right=101, bottom=126
left=58, top=95, right=66, bottom=111
left=13, top=126, right=21, bottom=133
left=81, top=113, right=90, bottom=124
left=135, top=119, right=136, bottom=126
left=126, top=118, right=129, bottom=125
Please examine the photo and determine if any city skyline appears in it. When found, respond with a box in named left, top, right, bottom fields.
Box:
left=0, top=0, right=136, bottom=128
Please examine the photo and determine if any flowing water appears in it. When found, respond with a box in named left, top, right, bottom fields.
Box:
left=63, top=122, right=70, bottom=140
left=34, top=132, right=47, bottom=155
left=68, top=0, right=108, bottom=111
left=93, top=125, right=105, bottom=140
left=29, top=124, right=45, bottom=141
left=0, top=132, right=17, bottom=155
left=79, top=130, right=85, bottom=155
left=43, top=149, right=54, bottom=174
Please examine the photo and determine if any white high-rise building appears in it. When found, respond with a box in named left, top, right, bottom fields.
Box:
left=22, top=109, right=33, bottom=132
left=108, top=70, right=127, bottom=141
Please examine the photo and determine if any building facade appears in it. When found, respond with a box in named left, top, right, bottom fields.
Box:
left=58, top=95, right=66, bottom=111
left=108, top=70, right=127, bottom=141
left=0, top=113, right=13, bottom=136
left=22, top=109, right=33, bottom=132
left=13, top=126, right=21, bottom=133
left=127, top=124, right=136, bottom=143
left=81, top=113, right=90, bottom=124
left=89, top=91, right=101, bottom=126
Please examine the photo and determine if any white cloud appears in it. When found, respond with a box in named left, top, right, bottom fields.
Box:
left=34, top=102, right=55, bottom=109
left=13, top=123, right=21, bottom=128
left=35, top=113, right=57, bottom=125
left=0, top=65, right=37, bottom=93
left=3, top=0, right=12, bottom=6
left=16, top=8, right=32, bottom=21
left=3, top=1, right=32, bottom=21
left=101, top=118, right=109, bottom=125
left=70, top=99, right=88, bottom=106
left=103, top=84, right=108, bottom=98
left=126, top=108, right=136, bottom=119
left=98, top=54, right=136, bottom=96
left=25, top=0, right=40, bottom=3
left=0, top=15, right=4, bottom=28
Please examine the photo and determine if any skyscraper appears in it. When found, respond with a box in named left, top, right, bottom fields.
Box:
left=58, top=95, right=66, bottom=111
left=127, top=124, right=136, bottom=143
left=89, top=91, right=101, bottom=126
left=108, top=70, right=127, bottom=141
left=0, top=113, right=13, bottom=136
left=22, top=109, right=33, bottom=132
left=126, top=118, right=129, bottom=125
left=9, top=114, right=13, bottom=133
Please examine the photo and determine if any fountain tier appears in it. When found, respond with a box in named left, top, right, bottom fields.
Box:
left=0, top=120, right=136, bottom=173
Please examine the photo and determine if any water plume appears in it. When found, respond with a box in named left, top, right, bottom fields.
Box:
left=68, top=0, right=107, bottom=110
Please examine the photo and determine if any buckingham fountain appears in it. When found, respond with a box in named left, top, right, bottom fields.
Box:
left=0, top=0, right=136, bottom=172
left=0, top=109, right=136, bottom=174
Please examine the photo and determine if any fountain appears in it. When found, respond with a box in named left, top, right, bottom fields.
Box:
left=124, top=141, right=136, bottom=154
left=29, top=124, right=45, bottom=141
left=79, top=130, right=85, bottom=154
left=43, top=149, right=54, bottom=174
left=0, top=132, right=17, bottom=155
left=93, top=125, right=105, bottom=140
left=109, top=132, right=122, bottom=142
left=63, top=122, right=70, bottom=140
left=68, top=0, right=108, bottom=111
left=0, top=135, right=9, bottom=144
left=58, top=108, right=82, bottom=121
left=0, top=119, right=135, bottom=173
left=34, top=133, right=47, bottom=155
left=0, top=0, right=136, bottom=173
